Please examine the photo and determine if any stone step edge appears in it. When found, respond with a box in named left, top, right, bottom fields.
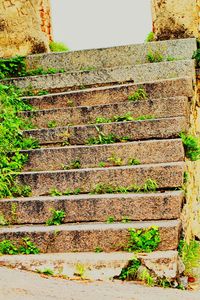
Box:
left=0, top=191, right=183, bottom=224
left=18, top=161, right=185, bottom=176
left=21, top=138, right=183, bottom=154
left=0, top=190, right=184, bottom=203
left=21, top=96, right=187, bottom=116
left=21, top=76, right=194, bottom=100
left=0, top=251, right=179, bottom=281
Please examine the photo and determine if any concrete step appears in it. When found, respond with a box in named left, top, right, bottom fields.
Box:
left=0, top=220, right=181, bottom=253
left=0, top=251, right=179, bottom=281
left=23, top=77, right=194, bottom=110
left=23, top=116, right=187, bottom=146
left=1, top=60, right=195, bottom=93
left=0, top=191, right=183, bottom=225
left=22, top=96, right=188, bottom=128
left=17, top=162, right=184, bottom=196
left=26, top=38, right=196, bottom=72
left=22, top=139, right=184, bottom=172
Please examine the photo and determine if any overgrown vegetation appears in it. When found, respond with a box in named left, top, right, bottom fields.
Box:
left=49, top=41, right=69, bottom=52
left=125, top=226, right=161, bottom=253
left=178, top=239, right=200, bottom=278
left=46, top=209, right=66, bottom=226
left=0, top=56, right=64, bottom=79
left=87, top=131, right=131, bottom=145
left=0, top=84, right=39, bottom=199
left=128, top=88, right=148, bottom=101
left=0, top=237, right=40, bottom=255
left=50, top=188, right=81, bottom=197
left=180, top=133, right=200, bottom=161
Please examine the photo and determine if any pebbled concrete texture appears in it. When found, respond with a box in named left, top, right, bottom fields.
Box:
left=24, top=77, right=194, bottom=110
left=0, top=267, right=200, bottom=300
left=0, top=60, right=195, bottom=93
left=0, top=220, right=181, bottom=252
left=22, top=96, right=189, bottom=128
left=22, top=139, right=184, bottom=172
left=23, top=116, right=188, bottom=145
left=0, top=191, right=183, bottom=224
left=17, top=162, right=185, bottom=196
left=25, top=38, right=196, bottom=71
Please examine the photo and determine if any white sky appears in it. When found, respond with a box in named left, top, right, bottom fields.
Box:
left=50, top=0, right=152, bottom=50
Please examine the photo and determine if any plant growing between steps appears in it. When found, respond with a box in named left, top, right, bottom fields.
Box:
left=47, top=120, right=57, bottom=128
left=87, top=127, right=132, bottom=145
left=128, top=88, right=148, bottom=101
left=36, top=268, right=54, bottom=276
left=180, top=133, right=200, bottom=161
left=147, top=51, right=163, bottom=63
left=119, top=258, right=141, bottom=280
left=145, top=32, right=155, bottom=42
left=49, top=41, right=69, bottom=52
left=0, top=238, right=40, bottom=255
left=0, top=56, right=65, bottom=79
left=92, top=113, right=155, bottom=124
left=0, top=84, right=39, bottom=199
left=46, top=209, right=66, bottom=226
left=125, top=226, right=161, bottom=253
left=62, top=160, right=81, bottom=170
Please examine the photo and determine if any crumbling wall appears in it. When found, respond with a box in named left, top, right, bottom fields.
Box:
left=151, top=0, right=199, bottom=40
left=0, top=0, right=52, bottom=58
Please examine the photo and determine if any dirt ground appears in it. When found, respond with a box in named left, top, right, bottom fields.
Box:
left=0, top=267, right=200, bottom=300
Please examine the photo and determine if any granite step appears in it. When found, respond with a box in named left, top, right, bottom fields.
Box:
left=0, top=220, right=181, bottom=253
left=17, top=162, right=185, bottom=196
left=1, top=60, right=195, bottom=93
left=22, top=96, right=188, bottom=128
left=0, top=191, right=184, bottom=225
left=22, top=139, right=184, bottom=172
left=23, top=116, right=187, bottom=146
left=25, top=38, right=196, bottom=72
left=23, top=77, right=193, bottom=110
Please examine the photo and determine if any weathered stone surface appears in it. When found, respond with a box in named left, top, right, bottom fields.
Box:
left=0, top=0, right=51, bottom=58
left=23, top=117, right=188, bottom=145
left=17, top=162, right=185, bottom=196
left=152, top=0, right=199, bottom=40
left=0, top=251, right=179, bottom=281
left=25, top=38, right=196, bottom=71
left=1, top=60, right=195, bottom=93
left=0, top=191, right=184, bottom=224
left=22, top=139, right=184, bottom=172
left=138, top=251, right=179, bottom=279
left=0, top=220, right=181, bottom=252
left=22, top=96, right=188, bottom=128
left=24, top=77, right=194, bottom=110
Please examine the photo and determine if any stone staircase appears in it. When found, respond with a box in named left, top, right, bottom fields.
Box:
left=0, top=38, right=197, bottom=280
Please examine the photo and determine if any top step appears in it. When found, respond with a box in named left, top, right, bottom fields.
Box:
left=25, top=38, right=197, bottom=72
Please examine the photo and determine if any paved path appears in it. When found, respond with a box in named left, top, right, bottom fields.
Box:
left=0, top=267, right=199, bottom=300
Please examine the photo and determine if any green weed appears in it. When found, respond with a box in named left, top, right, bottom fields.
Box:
left=95, top=246, right=103, bottom=253
left=125, top=226, right=161, bottom=253
left=145, top=32, right=155, bottom=42
left=49, top=41, right=69, bottom=52
left=179, top=239, right=200, bottom=277
left=0, top=238, right=40, bottom=255
left=147, top=51, right=163, bottom=63
left=128, top=158, right=141, bottom=166
left=180, top=133, right=200, bottom=161
left=36, top=268, right=54, bottom=276
left=128, top=88, right=148, bottom=101
left=107, top=216, right=115, bottom=224
left=47, top=120, right=57, bottom=128
left=46, top=209, right=66, bottom=226
left=119, top=258, right=141, bottom=280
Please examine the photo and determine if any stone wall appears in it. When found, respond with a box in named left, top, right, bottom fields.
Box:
left=0, top=0, right=52, bottom=58
left=151, top=0, right=200, bottom=40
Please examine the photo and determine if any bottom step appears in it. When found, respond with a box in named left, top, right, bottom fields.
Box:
left=0, top=251, right=179, bottom=281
